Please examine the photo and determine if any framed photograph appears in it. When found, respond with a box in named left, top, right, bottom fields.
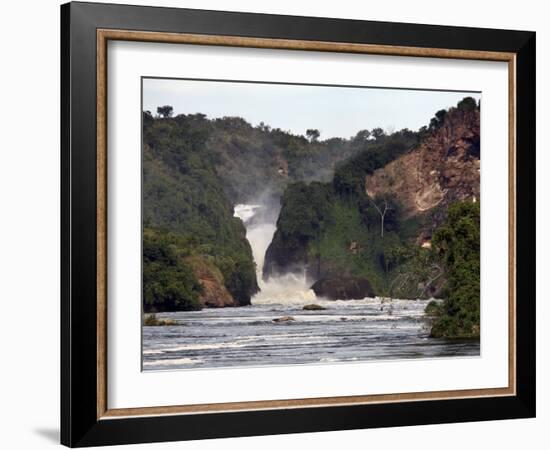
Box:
left=61, top=1, right=536, bottom=447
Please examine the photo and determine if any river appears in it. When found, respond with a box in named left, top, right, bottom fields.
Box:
left=142, top=204, right=479, bottom=371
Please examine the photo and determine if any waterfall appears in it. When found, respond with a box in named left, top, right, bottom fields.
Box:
left=234, top=204, right=316, bottom=305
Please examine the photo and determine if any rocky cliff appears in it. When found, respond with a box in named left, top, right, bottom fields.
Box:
left=185, top=255, right=239, bottom=307
left=365, top=105, right=480, bottom=241
left=263, top=98, right=481, bottom=299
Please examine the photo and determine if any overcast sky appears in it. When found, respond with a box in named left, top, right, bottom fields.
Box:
left=143, top=78, right=480, bottom=140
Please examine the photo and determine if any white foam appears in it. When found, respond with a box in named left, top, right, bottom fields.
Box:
left=142, top=349, right=164, bottom=355
left=233, top=204, right=438, bottom=309
left=253, top=271, right=317, bottom=306
left=144, top=335, right=340, bottom=355
left=143, top=357, right=203, bottom=367
left=320, top=357, right=339, bottom=363
left=233, top=204, right=262, bottom=223
left=234, top=203, right=318, bottom=306
left=148, top=341, right=249, bottom=353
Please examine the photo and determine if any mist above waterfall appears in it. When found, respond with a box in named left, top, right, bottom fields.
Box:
left=234, top=200, right=316, bottom=306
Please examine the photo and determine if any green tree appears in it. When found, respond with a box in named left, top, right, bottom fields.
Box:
left=429, top=109, right=447, bottom=131
left=430, top=201, right=480, bottom=338
left=371, top=127, right=385, bottom=140
left=157, top=105, right=174, bottom=118
left=142, top=229, right=203, bottom=312
left=276, top=182, right=332, bottom=242
left=353, top=129, right=371, bottom=144
left=306, top=128, right=320, bottom=142
left=143, top=112, right=259, bottom=307
left=457, top=96, right=478, bottom=111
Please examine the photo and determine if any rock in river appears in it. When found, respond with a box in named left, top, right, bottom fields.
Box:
left=272, top=316, right=295, bottom=323
left=311, top=276, right=374, bottom=300
left=302, top=304, right=326, bottom=311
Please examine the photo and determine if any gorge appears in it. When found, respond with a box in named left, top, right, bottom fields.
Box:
left=142, top=96, right=481, bottom=369
left=143, top=201, right=479, bottom=370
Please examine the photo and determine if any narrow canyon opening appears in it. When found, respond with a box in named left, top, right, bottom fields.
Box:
left=234, top=203, right=316, bottom=306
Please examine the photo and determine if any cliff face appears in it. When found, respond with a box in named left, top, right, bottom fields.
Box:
left=365, top=107, right=480, bottom=227
left=185, top=256, right=238, bottom=308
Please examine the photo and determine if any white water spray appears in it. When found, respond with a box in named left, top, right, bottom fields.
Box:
left=234, top=204, right=316, bottom=305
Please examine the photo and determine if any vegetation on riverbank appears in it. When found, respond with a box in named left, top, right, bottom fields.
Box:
left=263, top=99, right=481, bottom=338
left=142, top=97, right=481, bottom=341
left=428, top=201, right=480, bottom=338
left=143, top=113, right=259, bottom=311
left=143, top=228, right=203, bottom=312
left=263, top=129, right=442, bottom=298
left=143, top=313, right=178, bottom=326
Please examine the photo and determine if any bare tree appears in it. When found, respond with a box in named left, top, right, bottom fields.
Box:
left=419, top=263, right=444, bottom=298
left=369, top=197, right=392, bottom=237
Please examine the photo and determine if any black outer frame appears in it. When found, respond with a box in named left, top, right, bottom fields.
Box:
left=60, top=1, right=536, bottom=447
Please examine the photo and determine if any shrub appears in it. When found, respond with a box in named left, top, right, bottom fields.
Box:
left=143, top=313, right=177, bottom=326
left=425, top=300, right=443, bottom=317
left=430, top=201, right=480, bottom=338
left=143, top=228, right=203, bottom=312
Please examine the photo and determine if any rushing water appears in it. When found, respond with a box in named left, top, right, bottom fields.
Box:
left=142, top=204, right=479, bottom=371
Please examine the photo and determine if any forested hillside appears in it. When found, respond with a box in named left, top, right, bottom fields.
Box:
left=142, top=97, right=481, bottom=338
left=141, top=109, right=402, bottom=311
left=141, top=108, right=384, bottom=311
left=142, top=113, right=258, bottom=311
left=143, top=109, right=390, bottom=204
left=264, top=98, right=481, bottom=337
